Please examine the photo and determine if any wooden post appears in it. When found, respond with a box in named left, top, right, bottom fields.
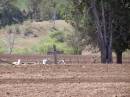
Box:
left=53, top=45, right=57, bottom=64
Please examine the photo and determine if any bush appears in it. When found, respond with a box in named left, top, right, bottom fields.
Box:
left=49, top=31, right=65, bottom=42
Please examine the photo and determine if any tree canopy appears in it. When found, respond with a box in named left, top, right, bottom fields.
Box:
left=0, top=0, right=25, bottom=27
left=112, top=0, right=130, bottom=63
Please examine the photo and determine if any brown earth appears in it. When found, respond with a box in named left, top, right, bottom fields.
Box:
left=0, top=64, right=129, bottom=97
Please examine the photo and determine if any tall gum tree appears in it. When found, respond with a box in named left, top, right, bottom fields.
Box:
left=65, top=0, right=113, bottom=63
left=89, top=0, right=113, bottom=63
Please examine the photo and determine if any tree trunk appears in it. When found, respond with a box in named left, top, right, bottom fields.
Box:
left=100, top=43, right=112, bottom=63
left=100, top=42, right=107, bottom=63
left=116, top=51, right=122, bottom=64
left=53, top=45, right=57, bottom=64
left=107, top=4, right=113, bottom=63
left=107, top=43, right=112, bottom=63
left=91, top=0, right=113, bottom=64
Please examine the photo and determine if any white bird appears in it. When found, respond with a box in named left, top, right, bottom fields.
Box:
left=58, top=59, right=65, bottom=64
left=42, top=58, right=48, bottom=65
left=12, top=59, right=21, bottom=65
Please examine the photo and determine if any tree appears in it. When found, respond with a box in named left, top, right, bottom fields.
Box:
left=28, top=0, right=54, bottom=21
left=88, top=0, right=113, bottom=63
left=0, top=1, right=25, bottom=27
left=27, top=0, right=42, bottom=21
left=27, top=0, right=67, bottom=21
left=112, top=0, right=130, bottom=64
left=65, top=0, right=97, bottom=55
left=0, top=0, right=25, bottom=54
left=66, top=0, right=113, bottom=63
left=64, top=0, right=86, bottom=54
left=4, top=25, right=18, bottom=54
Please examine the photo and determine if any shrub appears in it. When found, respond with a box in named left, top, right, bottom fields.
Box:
left=49, top=31, right=65, bottom=42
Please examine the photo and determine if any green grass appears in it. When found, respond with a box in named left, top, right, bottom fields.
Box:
left=0, top=41, right=6, bottom=54
left=32, top=32, right=74, bottom=54
left=13, top=48, right=33, bottom=54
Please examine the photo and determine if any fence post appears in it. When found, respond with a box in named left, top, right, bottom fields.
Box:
left=53, top=45, right=57, bottom=64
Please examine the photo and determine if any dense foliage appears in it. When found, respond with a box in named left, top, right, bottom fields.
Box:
left=0, top=0, right=25, bottom=27
left=65, top=0, right=130, bottom=63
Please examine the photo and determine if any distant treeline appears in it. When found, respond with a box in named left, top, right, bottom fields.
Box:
left=0, top=0, right=68, bottom=26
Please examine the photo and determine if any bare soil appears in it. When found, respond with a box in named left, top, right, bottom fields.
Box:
left=0, top=64, right=129, bottom=97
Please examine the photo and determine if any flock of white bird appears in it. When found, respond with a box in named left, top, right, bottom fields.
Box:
left=12, top=59, right=66, bottom=65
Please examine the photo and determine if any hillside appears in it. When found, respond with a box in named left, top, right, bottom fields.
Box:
left=0, top=20, right=73, bottom=54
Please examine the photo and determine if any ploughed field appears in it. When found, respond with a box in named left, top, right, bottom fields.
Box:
left=0, top=64, right=130, bottom=97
